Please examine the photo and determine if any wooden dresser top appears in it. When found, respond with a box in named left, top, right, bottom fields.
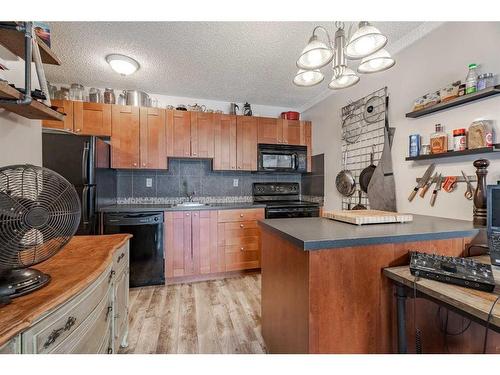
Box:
left=0, top=234, right=131, bottom=347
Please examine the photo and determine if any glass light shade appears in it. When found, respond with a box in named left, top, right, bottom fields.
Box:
left=357, top=49, right=395, bottom=74
left=328, top=67, right=360, bottom=90
left=296, top=35, right=333, bottom=70
left=106, top=54, right=140, bottom=76
left=293, top=69, right=324, bottom=87
left=345, top=22, right=387, bottom=59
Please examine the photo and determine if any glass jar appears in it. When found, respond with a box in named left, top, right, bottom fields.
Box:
left=477, top=74, right=487, bottom=91
left=69, top=83, right=84, bottom=101
left=55, top=87, right=70, bottom=100
left=453, top=128, right=467, bottom=151
left=103, top=88, right=116, bottom=104
left=88, top=87, right=101, bottom=103
left=430, top=123, right=448, bottom=154
left=484, top=73, right=495, bottom=88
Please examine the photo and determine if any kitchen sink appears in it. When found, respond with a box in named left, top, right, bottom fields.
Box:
left=175, top=202, right=209, bottom=207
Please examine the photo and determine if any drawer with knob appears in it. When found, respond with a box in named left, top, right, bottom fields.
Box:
left=21, top=264, right=112, bottom=353
left=217, top=208, right=264, bottom=223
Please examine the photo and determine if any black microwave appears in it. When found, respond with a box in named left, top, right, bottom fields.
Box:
left=257, top=144, right=307, bottom=173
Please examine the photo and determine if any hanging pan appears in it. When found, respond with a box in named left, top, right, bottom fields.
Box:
left=359, top=145, right=376, bottom=193
left=335, top=149, right=356, bottom=197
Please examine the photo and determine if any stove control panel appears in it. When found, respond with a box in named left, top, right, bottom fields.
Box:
left=253, top=182, right=299, bottom=196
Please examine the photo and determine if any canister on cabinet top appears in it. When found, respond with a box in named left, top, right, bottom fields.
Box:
left=409, top=134, right=421, bottom=157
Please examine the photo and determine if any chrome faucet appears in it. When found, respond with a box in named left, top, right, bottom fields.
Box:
left=185, top=191, right=195, bottom=202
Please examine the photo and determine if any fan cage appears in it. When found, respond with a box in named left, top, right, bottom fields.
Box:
left=0, top=164, right=81, bottom=270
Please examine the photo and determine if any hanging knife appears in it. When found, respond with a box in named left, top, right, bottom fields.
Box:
left=430, top=174, right=443, bottom=207
left=419, top=172, right=438, bottom=198
left=408, top=163, right=436, bottom=202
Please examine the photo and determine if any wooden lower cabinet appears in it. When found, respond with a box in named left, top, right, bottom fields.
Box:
left=165, top=208, right=264, bottom=282
left=218, top=208, right=264, bottom=272
left=5, top=243, right=130, bottom=354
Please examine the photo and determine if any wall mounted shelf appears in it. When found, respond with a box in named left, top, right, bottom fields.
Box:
left=406, top=85, right=500, bottom=118
left=405, top=144, right=500, bottom=161
left=0, top=81, right=65, bottom=121
left=0, top=22, right=61, bottom=65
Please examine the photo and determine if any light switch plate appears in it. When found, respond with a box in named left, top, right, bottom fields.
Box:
left=146, top=178, right=153, bottom=188
left=233, top=179, right=239, bottom=187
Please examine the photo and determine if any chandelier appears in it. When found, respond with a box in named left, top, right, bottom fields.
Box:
left=293, top=22, right=395, bottom=89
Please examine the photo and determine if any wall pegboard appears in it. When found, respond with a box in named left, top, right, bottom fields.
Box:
left=340, top=87, right=388, bottom=210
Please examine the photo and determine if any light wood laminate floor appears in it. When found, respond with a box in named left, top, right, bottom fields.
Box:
left=120, top=274, right=267, bottom=354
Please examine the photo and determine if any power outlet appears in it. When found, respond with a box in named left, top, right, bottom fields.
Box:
left=146, top=178, right=153, bottom=188
left=233, top=179, right=239, bottom=187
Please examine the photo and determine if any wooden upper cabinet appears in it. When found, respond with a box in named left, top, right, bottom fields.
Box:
left=257, top=117, right=279, bottom=144
left=73, top=102, right=111, bottom=136
left=139, top=107, right=166, bottom=169
left=191, top=112, right=214, bottom=158
left=42, top=100, right=74, bottom=132
left=111, top=105, right=140, bottom=169
left=236, top=116, right=258, bottom=171
left=282, top=119, right=303, bottom=146
left=213, top=114, right=237, bottom=171
left=167, top=110, right=191, bottom=158
left=303, top=121, right=312, bottom=172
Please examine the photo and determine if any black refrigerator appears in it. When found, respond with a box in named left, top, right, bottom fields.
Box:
left=42, top=131, right=116, bottom=235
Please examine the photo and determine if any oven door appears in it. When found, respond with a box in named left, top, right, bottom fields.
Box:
left=258, top=151, right=297, bottom=172
left=266, top=207, right=320, bottom=219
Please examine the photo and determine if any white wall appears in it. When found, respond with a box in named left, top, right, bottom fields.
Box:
left=0, top=48, right=42, bottom=166
left=303, top=22, right=500, bottom=220
left=51, top=84, right=296, bottom=118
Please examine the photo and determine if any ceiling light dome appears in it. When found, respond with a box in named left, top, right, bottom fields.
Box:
left=345, top=22, right=387, bottom=60
left=296, top=34, right=333, bottom=70
left=357, top=49, right=395, bottom=74
left=106, top=54, right=140, bottom=76
left=293, top=69, right=324, bottom=87
left=328, top=67, right=360, bottom=90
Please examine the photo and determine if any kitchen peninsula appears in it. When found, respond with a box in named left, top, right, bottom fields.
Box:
left=259, top=215, right=479, bottom=354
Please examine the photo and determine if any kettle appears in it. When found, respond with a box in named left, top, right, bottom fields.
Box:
left=243, top=102, right=252, bottom=116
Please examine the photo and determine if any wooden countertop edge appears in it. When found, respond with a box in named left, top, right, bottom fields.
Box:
left=0, top=234, right=132, bottom=347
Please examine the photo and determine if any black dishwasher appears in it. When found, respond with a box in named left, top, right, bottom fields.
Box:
left=103, top=212, right=165, bottom=287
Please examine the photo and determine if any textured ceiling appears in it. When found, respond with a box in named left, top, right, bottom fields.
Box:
left=45, top=22, right=430, bottom=108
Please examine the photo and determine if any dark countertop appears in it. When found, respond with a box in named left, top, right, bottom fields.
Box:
left=259, top=215, right=480, bottom=250
left=99, top=202, right=266, bottom=213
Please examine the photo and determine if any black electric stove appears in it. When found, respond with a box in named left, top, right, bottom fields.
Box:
left=253, top=182, right=320, bottom=219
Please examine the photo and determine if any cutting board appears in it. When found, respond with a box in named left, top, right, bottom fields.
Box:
left=322, top=209, right=413, bottom=225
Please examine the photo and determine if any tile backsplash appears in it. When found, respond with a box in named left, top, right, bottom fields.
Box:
left=117, top=159, right=301, bottom=200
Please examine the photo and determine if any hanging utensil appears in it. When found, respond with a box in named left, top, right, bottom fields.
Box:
left=419, top=172, right=438, bottom=198
left=430, top=174, right=443, bottom=207
left=461, top=170, right=475, bottom=200
left=359, top=145, right=377, bottom=193
left=336, top=149, right=356, bottom=197
left=408, top=163, right=436, bottom=202
left=363, top=95, right=385, bottom=123
left=367, top=93, right=397, bottom=212
left=351, top=190, right=367, bottom=210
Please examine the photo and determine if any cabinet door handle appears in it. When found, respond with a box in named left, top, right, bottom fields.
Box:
left=105, top=306, right=113, bottom=322
left=240, top=213, right=244, bottom=217
left=193, top=152, right=197, bottom=156
left=117, top=253, right=125, bottom=263
left=43, top=316, right=77, bottom=349
left=107, top=347, right=113, bottom=354
left=240, top=247, right=244, bottom=251
left=108, top=270, right=116, bottom=283
left=240, top=224, right=244, bottom=228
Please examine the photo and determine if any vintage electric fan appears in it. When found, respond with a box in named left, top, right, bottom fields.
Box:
left=0, top=164, right=80, bottom=305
